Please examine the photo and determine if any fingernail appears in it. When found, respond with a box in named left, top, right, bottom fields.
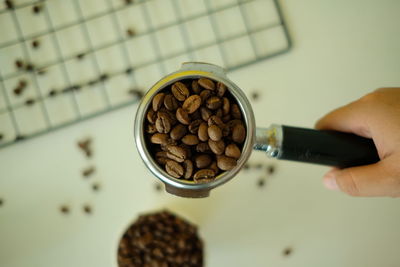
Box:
left=323, top=171, right=339, bottom=191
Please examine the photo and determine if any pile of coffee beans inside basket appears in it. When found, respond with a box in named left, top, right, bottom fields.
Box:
left=144, top=78, right=246, bottom=183
left=117, top=210, right=203, bottom=267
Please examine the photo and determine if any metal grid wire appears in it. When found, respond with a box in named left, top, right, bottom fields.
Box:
left=0, top=0, right=291, bottom=149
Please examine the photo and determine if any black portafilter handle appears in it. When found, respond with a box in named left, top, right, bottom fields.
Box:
left=255, top=125, right=380, bottom=168
left=280, top=125, right=380, bottom=168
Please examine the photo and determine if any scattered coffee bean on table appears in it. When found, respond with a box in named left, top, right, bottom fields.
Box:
left=82, top=166, right=95, bottom=178
left=117, top=210, right=203, bottom=267
left=251, top=91, right=260, bottom=101
left=60, top=205, right=69, bottom=214
left=83, top=205, right=92, bottom=214
left=15, top=59, right=24, bottom=69
left=267, top=164, right=276, bottom=174
left=32, top=5, right=42, bottom=14
left=257, top=177, right=265, bottom=188
left=154, top=182, right=163, bottom=192
left=283, top=247, right=293, bottom=257
left=77, top=138, right=93, bottom=158
left=92, top=182, right=100, bottom=192
left=76, top=53, right=85, bottom=60
left=25, top=98, right=35, bottom=106
left=5, top=0, right=14, bottom=9
left=31, top=39, right=40, bottom=49
left=144, top=78, right=246, bottom=183
left=126, top=28, right=136, bottom=37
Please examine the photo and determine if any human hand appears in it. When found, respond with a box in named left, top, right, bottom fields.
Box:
left=316, top=88, right=400, bottom=197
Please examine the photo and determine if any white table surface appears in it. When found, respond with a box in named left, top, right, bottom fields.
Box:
left=1, top=0, right=400, bottom=266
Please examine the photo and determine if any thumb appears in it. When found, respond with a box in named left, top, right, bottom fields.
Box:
left=323, top=161, right=399, bottom=197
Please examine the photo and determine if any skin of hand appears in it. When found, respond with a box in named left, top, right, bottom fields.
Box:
left=315, top=88, right=400, bottom=197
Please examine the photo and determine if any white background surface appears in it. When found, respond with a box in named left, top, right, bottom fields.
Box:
left=1, top=0, right=400, bottom=267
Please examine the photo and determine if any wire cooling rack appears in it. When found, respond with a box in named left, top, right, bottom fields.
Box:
left=0, top=0, right=291, bottom=148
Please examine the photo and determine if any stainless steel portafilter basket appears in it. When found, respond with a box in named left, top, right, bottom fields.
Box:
left=134, top=62, right=379, bottom=198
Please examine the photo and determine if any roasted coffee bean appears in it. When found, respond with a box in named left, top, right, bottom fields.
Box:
left=182, top=134, right=199, bottom=145
left=222, top=114, right=231, bottom=123
left=206, top=96, right=222, bottom=110
left=217, top=155, right=237, bottom=170
left=160, top=138, right=178, bottom=151
left=77, top=138, right=91, bottom=153
left=166, top=145, right=187, bottom=162
left=172, top=82, right=189, bottom=101
left=83, top=204, right=92, bottom=214
left=5, top=0, right=14, bottom=9
left=91, top=183, right=100, bottom=192
left=222, top=97, right=230, bottom=115
left=231, top=103, right=242, bottom=119
left=208, top=139, right=225, bottom=155
left=60, top=205, right=69, bottom=214
left=193, top=169, right=215, bottom=182
left=200, top=89, right=211, bottom=102
left=126, top=28, right=135, bottom=37
left=267, top=165, right=276, bottom=174
left=283, top=247, right=293, bottom=257
left=128, top=88, right=143, bottom=98
left=225, top=144, right=241, bottom=159
left=176, top=108, right=190, bottom=125
left=188, top=119, right=202, bottom=134
left=196, top=142, right=210, bottom=153
left=165, top=160, right=184, bottom=178
left=191, top=110, right=201, bottom=121
left=163, top=109, right=177, bottom=125
left=25, top=63, right=34, bottom=72
left=183, top=160, right=194, bottom=179
left=191, top=80, right=201, bottom=94
left=208, top=124, right=222, bottom=141
left=30, top=39, right=39, bottom=49
left=208, top=115, right=224, bottom=127
left=19, top=79, right=27, bottom=88
left=152, top=93, right=165, bottom=111
left=170, top=124, right=187, bottom=140
left=195, top=154, right=212, bottom=168
left=48, top=89, right=57, bottom=97
left=257, top=178, right=265, bottom=188
left=32, top=5, right=42, bottom=14
left=216, top=82, right=226, bottom=97
left=146, top=124, right=157, bottom=134
left=155, top=151, right=169, bottom=165
left=164, top=94, right=179, bottom=110
left=13, top=87, right=23, bottom=96
left=215, top=108, right=223, bottom=118
left=200, top=107, right=212, bottom=121
left=183, top=95, right=201, bottom=114
left=227, top=119, right=242, bottom=130
left=251, top=91, right=260, bottom=101
left=232, top=123, right=246, bottom=143
left=15, top=59, right=24, bottom=69
left=76, top=53, right=86, bottom=60
left=198, top=122, right=209, bottom=142
left=155, top=112, right=172, bottom=133
left=198, top=78, right=215, bottom=90
left=150, top=133, right=169, bottom=145
left=209, top=161, right=219, bottom=174
left=99, top=73, right=109, bottom=82
left=124, top=67, right=134, bottom=75
left=25, top=98, right=35, bottom=106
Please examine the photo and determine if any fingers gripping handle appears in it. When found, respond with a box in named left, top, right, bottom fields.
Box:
left=278, top=125, right=380, bottom=168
